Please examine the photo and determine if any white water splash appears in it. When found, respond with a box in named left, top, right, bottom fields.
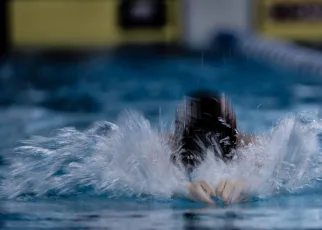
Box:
left=1, top=110, right=322, bottom=201
left=193, top=111, right=322, bottom=198
left=1, top=110, right=185, bottom=199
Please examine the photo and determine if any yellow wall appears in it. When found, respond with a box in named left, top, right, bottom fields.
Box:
left=255, top=0, right=322, bottom=41
left=9, top=0, right=181, bottom=47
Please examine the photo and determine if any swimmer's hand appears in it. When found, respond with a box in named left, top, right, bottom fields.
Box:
left=215, top=179, right=249, bottom=204
left=176, top=179, right=249, bottom=205
left=184, top=180, right=216, bottom=204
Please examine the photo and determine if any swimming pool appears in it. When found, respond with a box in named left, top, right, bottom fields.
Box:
left=1, top=43, right=322, bottom=229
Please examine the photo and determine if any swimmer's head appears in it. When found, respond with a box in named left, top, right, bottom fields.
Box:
left=173, top=90, right=237, bottom=170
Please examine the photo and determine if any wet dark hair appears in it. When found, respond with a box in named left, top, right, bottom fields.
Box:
left=172, top=90, right=237, bottom=172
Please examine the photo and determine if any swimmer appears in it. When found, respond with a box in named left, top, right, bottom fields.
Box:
left=170, top=90, right=255, bottom=205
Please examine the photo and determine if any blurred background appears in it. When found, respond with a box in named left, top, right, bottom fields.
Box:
left=1, top=0, right=322, bottom=148
left=3, top=1, right=322, bottom=229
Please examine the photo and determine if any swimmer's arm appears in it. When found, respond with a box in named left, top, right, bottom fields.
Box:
left=172, top=181, right=216, bottom=204
left=173, top=180, right=251, bottom=205
left=215, top=179, right=251, bottom=204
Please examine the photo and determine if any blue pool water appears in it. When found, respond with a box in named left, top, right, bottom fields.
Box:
left=1, top=49, right=322, bottom=229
